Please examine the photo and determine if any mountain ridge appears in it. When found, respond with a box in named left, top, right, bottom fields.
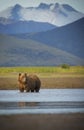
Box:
left=0, top=2, right=84, bottom=27
left=0, top=19, right=56, bottom=34
left=26, top=17, right=84, bottom=58
left=0, top=34, right=84, bottom=66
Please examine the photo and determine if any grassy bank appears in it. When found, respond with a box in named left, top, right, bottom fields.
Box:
left=0, top=66, right=84, bottom=89
left=0, top=66, right=84, bottom=76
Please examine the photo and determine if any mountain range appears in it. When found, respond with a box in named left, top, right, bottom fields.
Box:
left=0, top=3, right=84, bottom=66
left=0, top=3, right=84, bottom=34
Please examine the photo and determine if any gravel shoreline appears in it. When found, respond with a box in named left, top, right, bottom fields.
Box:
left=0, top=113, right=84, bottom=130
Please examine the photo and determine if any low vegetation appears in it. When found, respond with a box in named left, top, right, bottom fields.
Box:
left=0, top=65, right=84, bottom=75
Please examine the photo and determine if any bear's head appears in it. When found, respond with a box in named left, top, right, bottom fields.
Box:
left=18, top=73, right=27, bottom=84
left=18, top=73, right=28, bottom=92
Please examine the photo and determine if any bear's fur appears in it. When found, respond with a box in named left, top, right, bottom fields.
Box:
left=18, top=73, right=41, bottom=92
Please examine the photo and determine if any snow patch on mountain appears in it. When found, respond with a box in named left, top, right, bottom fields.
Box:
left=0, top=7, right=12, bottom=19
left=0, top=3, right=84, bottom=26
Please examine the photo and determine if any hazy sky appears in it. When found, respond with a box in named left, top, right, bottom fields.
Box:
left=0, top=0, right=84, bottom=13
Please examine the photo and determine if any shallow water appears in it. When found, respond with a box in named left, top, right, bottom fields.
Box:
left=0, top=89, right=84, bottom=114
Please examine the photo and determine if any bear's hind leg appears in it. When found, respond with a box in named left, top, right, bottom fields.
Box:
left=31, top=90, right=34, bottom=92
left=35, top=88, right=39, bottom=92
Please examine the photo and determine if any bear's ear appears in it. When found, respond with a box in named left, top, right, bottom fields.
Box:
left=24, top=73, right=27, bottom=76
left=19, top=73, right=21, bottom=76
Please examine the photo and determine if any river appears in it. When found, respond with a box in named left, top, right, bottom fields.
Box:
left=0, top=89, right=84, bottom=115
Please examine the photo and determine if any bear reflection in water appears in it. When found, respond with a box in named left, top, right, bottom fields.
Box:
left=18, top=102, right=39, bottom=108
left=18, top=73, right=41, bottom=92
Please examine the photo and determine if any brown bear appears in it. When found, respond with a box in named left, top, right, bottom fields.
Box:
left=18, top=73, right=41, bottom=92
